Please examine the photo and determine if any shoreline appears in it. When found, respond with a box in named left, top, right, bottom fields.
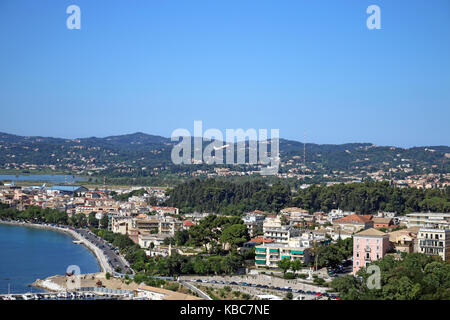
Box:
left=0, top=220, right=112, bottom=276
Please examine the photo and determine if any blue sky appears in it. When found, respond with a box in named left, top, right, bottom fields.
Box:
left=0, top=0, right=449, bottom=147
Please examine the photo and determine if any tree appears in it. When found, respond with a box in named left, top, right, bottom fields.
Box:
left=175, top=230, right=190, bottom=246
left=100, top=214, right=109, bottom=229
left=278, top=257, right=291, bottom=274
left=220, top=224, right=249, bottom=249
left=291, top=259, right=303, bottom=274
left=88, top=212, right=99, bottom=228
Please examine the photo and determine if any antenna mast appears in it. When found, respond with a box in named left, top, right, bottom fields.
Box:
left=304, top=131, right=306, bottom=167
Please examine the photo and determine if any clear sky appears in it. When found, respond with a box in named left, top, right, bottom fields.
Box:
left=0, top=0, right=449, bottom=147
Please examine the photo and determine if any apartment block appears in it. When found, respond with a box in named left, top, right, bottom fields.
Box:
left=418, top=228, right=450, bottom=262
left=254, top=239, right=311, bottom=268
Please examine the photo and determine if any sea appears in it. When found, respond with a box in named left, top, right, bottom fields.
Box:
left=0, top=224, right=100, bottom=294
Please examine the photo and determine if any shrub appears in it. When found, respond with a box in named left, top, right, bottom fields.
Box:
left=284, top=272, right=295, bottom=279
left=165, top=283, right=180, bottom=292
left=313, top=277, right=326, bottom=286
left=241, top=293, right=251, bottom=300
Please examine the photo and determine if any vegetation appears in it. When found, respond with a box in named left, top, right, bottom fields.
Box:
left=330, top=253, right=450, bottom=300
left=315, top=238, right=353, bottom=269
left=166, top=179, right=450, bottom=215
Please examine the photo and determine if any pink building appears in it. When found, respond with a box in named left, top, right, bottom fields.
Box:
left=353, top=228, right=390, bottom=275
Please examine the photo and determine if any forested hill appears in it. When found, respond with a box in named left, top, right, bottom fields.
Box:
left=0, top=132, right=448, bottom=178
left=165, top=179, right=450, bottom=215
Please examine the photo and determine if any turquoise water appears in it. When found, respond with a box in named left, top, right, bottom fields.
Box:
left=0, top=224, right=100, bottom=294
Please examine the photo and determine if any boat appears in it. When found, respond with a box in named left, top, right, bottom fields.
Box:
left=22, top=293, right=33, bottom=300
left=72, top=240, right=82, bottom=244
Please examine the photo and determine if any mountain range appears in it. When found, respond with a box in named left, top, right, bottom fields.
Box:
left=0, top=132, right=448, bottom=181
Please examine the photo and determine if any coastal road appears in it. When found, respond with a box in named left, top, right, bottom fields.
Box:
left=75, top=229, right=130, bottom=274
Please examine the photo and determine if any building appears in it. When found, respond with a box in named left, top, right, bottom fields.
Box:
left=254, top=238, right=312, bottom=269
left=406, top=212, right=450, bottom=230
left=372, top=217, right=394, bottom=229
left=158, top=217, right=183, bottom=236
left=353, top=228, right=390, bottom=274
left=48, top=185, right=88, bottom=196
left=111, top=216, right=133, bottom=235
left=263, top=216, right=299, bottom=244
left=135, top=218, right=159, bottom=234
left=334, top=214, right=373, bottom=234
left=243, top=213, right=265, bottom=237
left=138, top=233, right=170, bottom=248
left=183, top=220, right=195, bottom=230
left=418, top=228, right=450, bottom=262
left=388, top=227, right=420, bottom=254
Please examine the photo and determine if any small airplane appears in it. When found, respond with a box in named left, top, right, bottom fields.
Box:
left=3, top=181, right=15, bottom=187
left=213, top=144, right=230, bottom=151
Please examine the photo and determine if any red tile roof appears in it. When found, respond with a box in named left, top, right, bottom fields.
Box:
left=335, top=214, right=373, bottom=224
left=250, top=236, right=275, bottom=244
left=183, top=220, right=195, bottom=226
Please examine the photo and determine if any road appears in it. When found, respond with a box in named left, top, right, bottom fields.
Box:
left=76, top=228, right=131, bottom=274
left=180, top=275, right=341, bottom=300
left=179, top=280, right=212, bottom=300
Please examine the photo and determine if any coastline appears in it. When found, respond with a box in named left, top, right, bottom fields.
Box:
left=0, top=220, right=112, bottom=276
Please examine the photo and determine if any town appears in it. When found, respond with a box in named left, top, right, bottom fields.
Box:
left=1, top=179, right=449, bottom=300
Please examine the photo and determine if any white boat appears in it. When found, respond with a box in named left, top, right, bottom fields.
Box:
left=22, top=293, right=33, bottom=300
left=73, top=240, right=83, bottom=244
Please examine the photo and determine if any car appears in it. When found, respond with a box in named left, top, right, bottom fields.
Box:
left=315, top=292, right=322, bottom=296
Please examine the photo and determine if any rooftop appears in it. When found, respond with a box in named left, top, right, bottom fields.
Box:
left=354, top=228, right=388, bottom=237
